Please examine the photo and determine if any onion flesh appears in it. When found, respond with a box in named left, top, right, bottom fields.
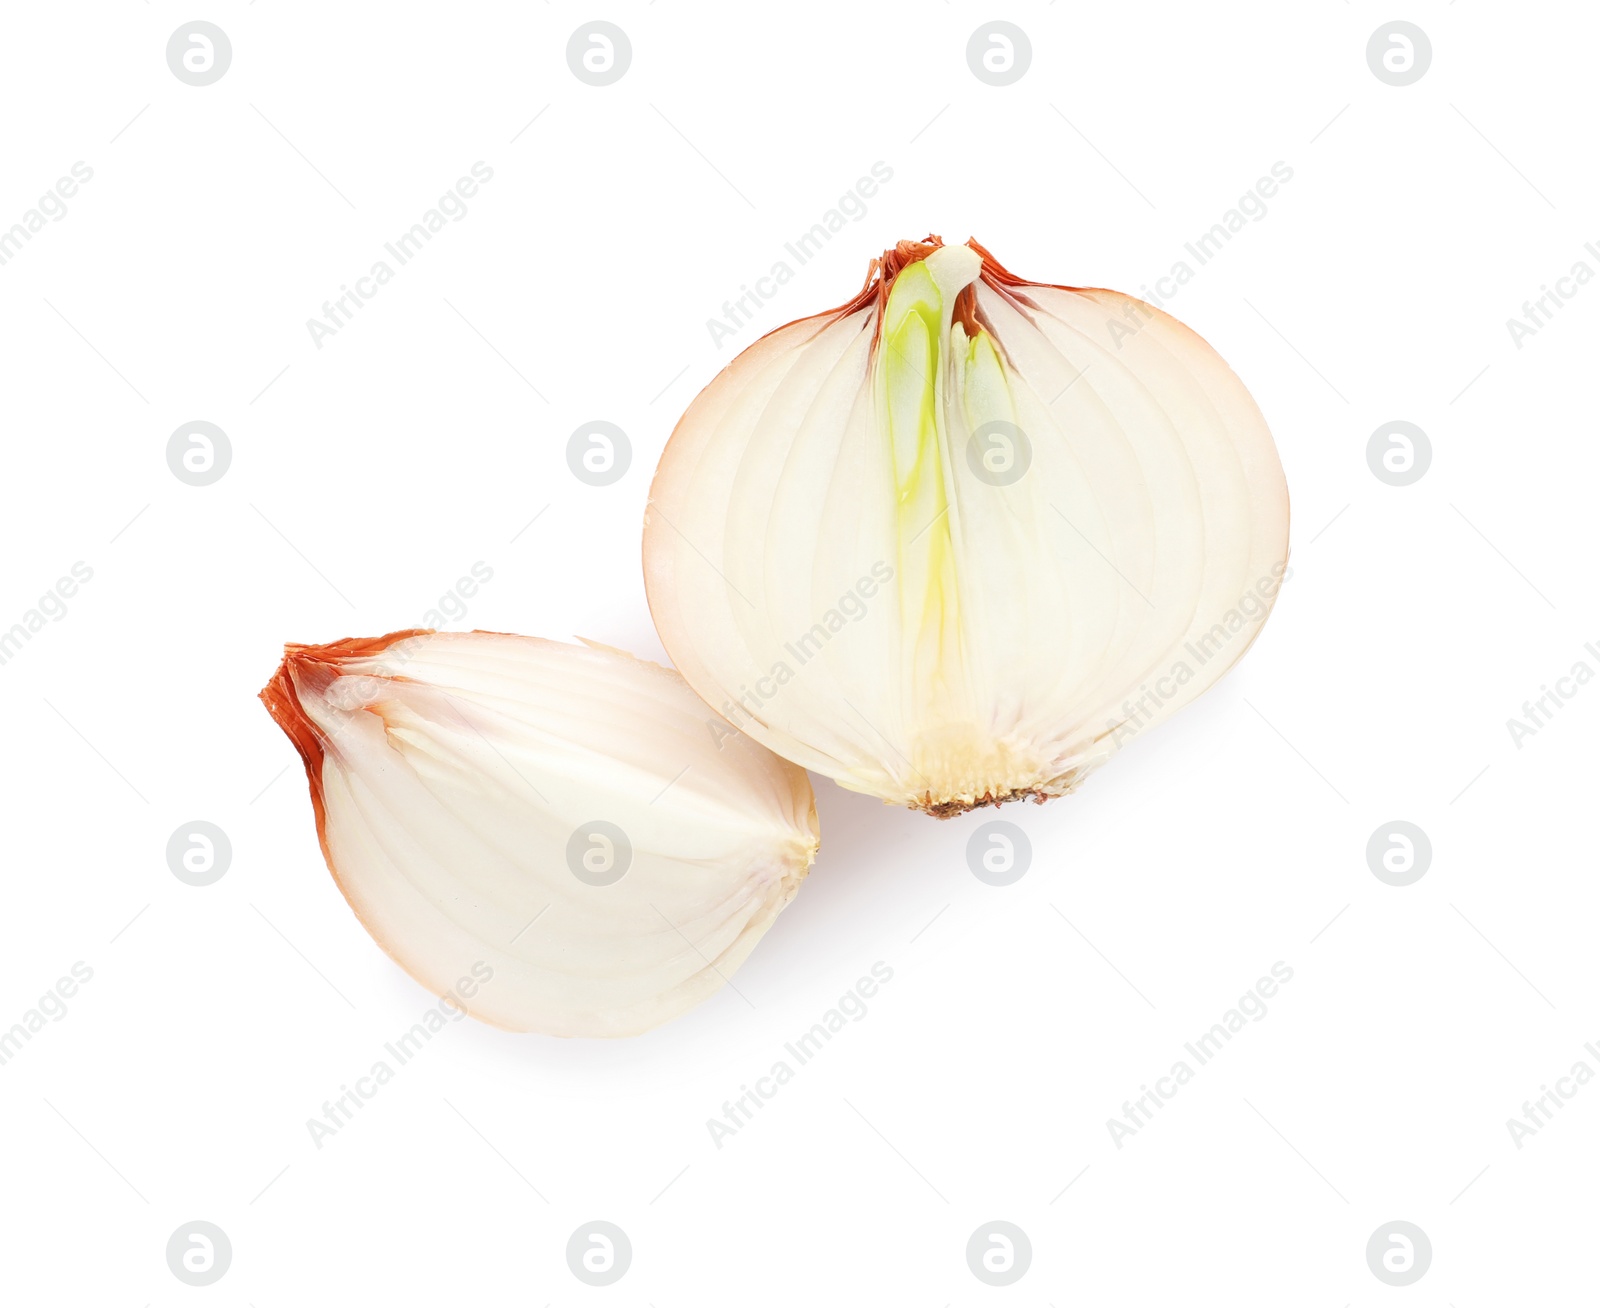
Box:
left=261, top=630, right=818, bottom=1037
left=643, top=237, right=1290, bottom=815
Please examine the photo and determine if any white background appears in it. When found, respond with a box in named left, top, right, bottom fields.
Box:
left=2, top=1, right=1597, bottom=1302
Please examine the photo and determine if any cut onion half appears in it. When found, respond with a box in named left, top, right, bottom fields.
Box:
left=261, top=630, right=818, bottom=1037
left=644, top=237, right=1290, bottom=816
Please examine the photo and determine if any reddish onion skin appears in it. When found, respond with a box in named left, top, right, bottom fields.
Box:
left=260, top=629, right=431, bottom=874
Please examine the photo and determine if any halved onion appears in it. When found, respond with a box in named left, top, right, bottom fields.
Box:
left=261, top=630, right=818, bottom=1037
left=644, top=237, right=1289, bottom=815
